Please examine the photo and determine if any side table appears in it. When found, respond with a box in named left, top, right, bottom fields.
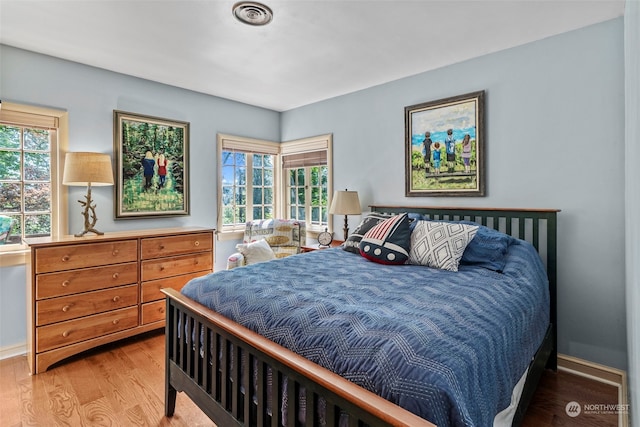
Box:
left=301, top=240, right=344, bottom=253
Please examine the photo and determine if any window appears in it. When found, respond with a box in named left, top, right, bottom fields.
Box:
left=251, top=153, right=275, bottom=220
left=218, top=134, right=279, bottom=234
left=281, top=134, right=332, bottom=232
left=0, top=125, right=53, bottom=243
left=217, top=133, right=332, bottom=238
left=0, top=102, right=67, bottom=265
left=283, top=154, right=329, bottom=228
left=220, top=151, right=276, bottom=227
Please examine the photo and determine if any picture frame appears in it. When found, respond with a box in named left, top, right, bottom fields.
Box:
left=405, top=90, right=485, bottom=197
left=113, top=110, right=190, bottom=218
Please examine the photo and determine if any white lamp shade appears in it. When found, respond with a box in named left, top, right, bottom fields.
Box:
left=329, top=190, right=361, bottom=215
left=63, top=152, right=114, bottom=186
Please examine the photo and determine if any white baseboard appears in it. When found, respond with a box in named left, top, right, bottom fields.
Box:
left=557, top=353, right=628, bottom=427
left=0, top=342, right=26, bottom=360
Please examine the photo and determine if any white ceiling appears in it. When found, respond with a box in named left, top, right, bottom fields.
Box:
left=0, top=0, right=625, bottom=112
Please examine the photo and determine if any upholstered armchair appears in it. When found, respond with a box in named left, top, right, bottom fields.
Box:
left=227, top=218, right=306, bottom=269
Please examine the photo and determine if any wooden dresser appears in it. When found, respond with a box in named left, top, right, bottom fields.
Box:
left=25, top=227, right=214, bottom=374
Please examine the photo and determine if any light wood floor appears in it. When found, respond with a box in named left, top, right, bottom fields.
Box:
left=0, top=330, right=620, bottom=427
left=0, top=330, right=211, bottom=427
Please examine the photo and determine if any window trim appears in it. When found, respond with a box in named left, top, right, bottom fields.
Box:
left=0, top=101, right=68, bottom=266
left=217, top=133, right=280, bottom=240
left=281, top=134, right=333, bottom=235
left=216, top=133, right=333, bottom=240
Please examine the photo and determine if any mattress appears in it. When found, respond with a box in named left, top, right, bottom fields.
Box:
left=181, top=239, right=549, bottom=427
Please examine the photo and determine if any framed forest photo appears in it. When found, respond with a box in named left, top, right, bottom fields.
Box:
left=113, top=110, right=190, bottom=218
left=405, top=90, right=485, bottom=197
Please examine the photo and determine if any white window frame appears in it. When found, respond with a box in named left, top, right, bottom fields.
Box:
left=0, top=101, right=68, bottom=267
left=281, top=134, right=333, bottom=235
left=216, top=133, right=333, bottom=240
left=217, top=134, right=280, bottom=240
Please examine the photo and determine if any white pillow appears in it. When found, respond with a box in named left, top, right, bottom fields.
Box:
left=408, top=221, right=479, bottom=271
left=236, top=239, right=276, bottom=265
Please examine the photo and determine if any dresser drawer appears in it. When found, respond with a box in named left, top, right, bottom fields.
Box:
left=36, top=284, right=138, bottom=326
left=141, top=252, right=212, bottom=282
left=141, top=232, right=213, bottom=260
left=141, top=300, right=166, bottom=325
left=35, top=240, right=138, bottom=273
left=141, top=271, right=207, bottom=303
left=36, top=262, right=137, bottom=300
left=36, top=306, right=138, bottom=353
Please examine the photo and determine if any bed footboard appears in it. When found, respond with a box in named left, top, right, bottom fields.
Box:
left=162, top=288, right=435, bottom=427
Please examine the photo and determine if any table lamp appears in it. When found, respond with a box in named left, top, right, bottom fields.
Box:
left=63, top=152, right=114, bottom=237
left=328, top=189, right=361, bottom=241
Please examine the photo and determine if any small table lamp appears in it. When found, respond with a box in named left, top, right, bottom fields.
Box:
left=63, top=152, right=114, bottom=237
left=329, top=189, right=361, bottom=241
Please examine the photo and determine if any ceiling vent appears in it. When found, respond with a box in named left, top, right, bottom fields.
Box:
left=232, top=2, right=273, bottom=26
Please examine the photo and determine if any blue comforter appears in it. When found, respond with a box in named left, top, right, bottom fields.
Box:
left=181, top=239, right=549, bottom=427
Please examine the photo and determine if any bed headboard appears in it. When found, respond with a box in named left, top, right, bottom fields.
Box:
left=370, top=205, right=560, bottom=359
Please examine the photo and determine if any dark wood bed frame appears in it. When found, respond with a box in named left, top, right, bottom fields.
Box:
left=162, top=206, right=559, bottom=427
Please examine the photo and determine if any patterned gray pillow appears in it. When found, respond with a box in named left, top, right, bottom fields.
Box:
left=408, top=221, right=479, bottom=271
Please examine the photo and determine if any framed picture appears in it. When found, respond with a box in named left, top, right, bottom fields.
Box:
left=113, top=110, right=190, bottom=218
left=405, top=90, right=485, bottom=197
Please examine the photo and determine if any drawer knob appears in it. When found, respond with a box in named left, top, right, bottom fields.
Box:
left=159, top=307, right=165, bottom=314
left=112, top=249, right=119, bottom=256
left=194, top=241, right=200, bottom=247
left=160, top=266, right=165, bottom=271
left=159, top=245, right=165, bottom=250
left=62, top=255, right=70, bottom=262
left=112, top=296, right=120, bottom=302
left=112, top=272, right=119, bottom=279
left=62, top=280, right=70, bottom=287
left=112, top=319, right=119, bottom=325
left=62, top=305, right=70, bottom=312
left=62, top=330, right=70, bottom=338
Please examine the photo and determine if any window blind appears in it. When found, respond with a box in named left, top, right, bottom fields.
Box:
left=282, top=150, right=327, bottom=168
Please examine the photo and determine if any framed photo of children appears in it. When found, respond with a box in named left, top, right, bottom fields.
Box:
left=113, top=110, right=190, bottom=218
left=404, top=90, right=485, bottom=197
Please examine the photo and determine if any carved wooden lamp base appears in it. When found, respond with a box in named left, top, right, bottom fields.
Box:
left=74, top=185, right=104, bottom=237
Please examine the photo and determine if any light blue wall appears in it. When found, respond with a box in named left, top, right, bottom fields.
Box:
left=624, top=1, right=640, bottom=425
left=0, top=18, right=628, bottom=371
left=0, top=45, right=280, bottom=349
left=0, top=265, right=27, bottom=349
left=281, top=19, right=627, bottom=370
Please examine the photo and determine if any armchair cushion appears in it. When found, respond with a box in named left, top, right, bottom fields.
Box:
left=236, top=239, right=276, bottom=265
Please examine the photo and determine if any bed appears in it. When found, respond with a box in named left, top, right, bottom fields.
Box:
left=162, top=206, right=558, bottom=426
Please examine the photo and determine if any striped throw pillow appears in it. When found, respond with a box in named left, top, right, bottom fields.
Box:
left=359, top=213, right=411, bottom=265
